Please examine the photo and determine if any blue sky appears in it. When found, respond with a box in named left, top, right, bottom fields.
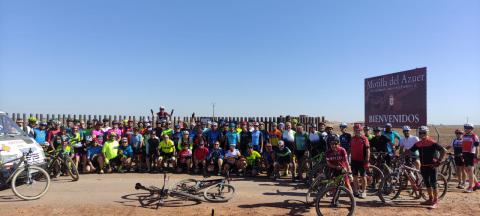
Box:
left=0, top=0, right=479, bottom=124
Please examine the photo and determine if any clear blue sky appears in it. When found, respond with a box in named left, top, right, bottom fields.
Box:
left=1, top=0, right=479, bottom=124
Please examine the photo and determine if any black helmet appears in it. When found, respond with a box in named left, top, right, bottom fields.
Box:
left=327, top=134, right=340, bottom=144
left=373, top=127, right=382, bottom=132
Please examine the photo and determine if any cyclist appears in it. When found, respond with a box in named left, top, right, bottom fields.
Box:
left=101, top=118, right=111, bottom=133
left=109, top=121, right=123, bottom=140
left=226, top=123, right=240, bottom=148
left=47, top=120, right=61, bottom=146
left=158, top=134, right=176, bottom=172
left=273, top=141, right=294, bottom=180
left=268, top=122, right=282, bottom=150
left=161, top=121, right=173, bottom=138
left=339, top=123, right=352, bottom=160
left=294, top=124, right=308, bottom=180
left=325, top=135, right=353, bottom=193
left=101, top=132, right=120, bottom=173
left=146, top=131, right=160, bottom=172
left=177, top=143, right=193, bottom=173
left=350, top=124, right=370, bottom=198
left=207, top=141, right=225, bottom=176
left=446, top=129, right=466, bottom=189
left=205, top=122, right=221, bottom=149
left=307, top=124, right=325, bottom=157
left=370, top=127, right=391, bottom=166
left=223, top=144, right=243, bottom=175
left=177, top=130, right=193, bottom=151
left=70, top=126, right=84, bottom=171
left=156, top=106, right=171, bottom=121
left=193, top=142, right=209, bottom=175
left=251, top=122, right=264, bottom=153
left=118, top=137, right=133, bottom=172
left=382, top=123, right=401, bottom=156
left=86, top=138, right=103, bottom=173
left=462, top=123, right=479, bottom=193
left=130, top=127, right=144, bottom=172
left=27, top=116, right=37, bottom=137
left=399, top=126, right=420, bottom=169
left=409, top=126, right=446, bottom=209
left=282, top=122, right=296, bottom=152
left=239, top=122, right=252, bottom=156
left=259, top=122, right=269, bottom=149
left=263, top=143, right=276, bottom=178
left=33, top=122, right=48, bottom=146
left=363, top=126, right=374, bottom=141
left=91, top=122, right=104, bottom=144
left=245, top=144, right=261, bottom=176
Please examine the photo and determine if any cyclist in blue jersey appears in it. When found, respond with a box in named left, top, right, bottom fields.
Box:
left=382, top=123, right=401, bottom=155
left=33, top=122, right=48, bottom=146
left=206, top=122, right=222, bottom=149
left=226, top=123, right=240, bottom=147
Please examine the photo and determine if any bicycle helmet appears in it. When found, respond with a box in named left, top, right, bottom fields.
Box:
left=353, top=123, right=363, bottom=130
left=373, top=127, right=382, bottom=132
left=455, top=129, right=464, bottom=134
left=85, top=135, right=93, bottom=142
left=418, top=126, right=429, bottom=133
left=385, top=123, right=393, bottom=128
left=39, top=122, right=48, bottom=126
left=229, top=123, right=236, bottom=128
left=402, top=125, right=411, bottom=131
left=182, top=130, right=189, bottom=135
left=327, top=134, right=340, bottom=143
left=340, top=123, right=348, bottom=128
left=28, top=116, right=37, bottom=123
left=464, top=123, right=474, bottom=130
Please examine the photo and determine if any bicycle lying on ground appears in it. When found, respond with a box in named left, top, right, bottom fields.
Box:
left=46, top=149, right=79, bottom=181
left=170, top=171, right=235, bottom=202
left=0, top=148, right=50, bottom=200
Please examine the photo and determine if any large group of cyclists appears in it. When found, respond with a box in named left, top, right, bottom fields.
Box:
left=16, top=106, right=480, bottom=215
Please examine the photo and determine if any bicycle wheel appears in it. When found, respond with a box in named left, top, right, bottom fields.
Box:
left=305, top=177, right=326, bottom=206
left=420, top=173, right=448, bottom=201
left=49, top=158, right=62, bottom=178
left=315, top=185, right=355, bottom=216
left=64, top=157, right=80, bottom=181
left=203, top=183, right=235, bottom=202
left=170, top=179, right=198, bottom=191
left=439, top=162, right=452, bottom=182
left=366, top=165, right=384, bottom=199
left=379, top=172, right=401, bottom=203
left=11, top=166, right=51, bottom=200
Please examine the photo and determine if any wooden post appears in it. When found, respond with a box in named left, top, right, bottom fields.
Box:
left=22, top=113, right=27, bottom=131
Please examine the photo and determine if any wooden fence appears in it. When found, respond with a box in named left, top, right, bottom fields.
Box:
left=7, top=113, right=325, bottom=131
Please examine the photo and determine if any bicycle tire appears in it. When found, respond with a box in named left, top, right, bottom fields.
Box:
left=439, top=162, right=452, bottom=182
left=170, top=190, right=204, bottom=202
left=315, top=185, right=355, bottom=216
left=203, top=183, right=235, bottom=202
left=64, top=157, right=80, bottom=181
left=11, top=166, right=51, bottom=200
left=170, top=179, right=198, bottom=191
left=305, top=177, right=326, bottom=206
left=379, top=172, right=401, bottom=203
left=366, top=165, right=384, bottom=201
left=420, top=173, right=448, bottom=201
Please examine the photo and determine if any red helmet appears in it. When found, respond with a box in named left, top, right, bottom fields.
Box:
left=455, top=129, right=464, bottom=134
left=353, top=123, right=363, bottom=131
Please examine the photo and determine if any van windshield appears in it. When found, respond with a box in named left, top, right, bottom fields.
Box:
left=0, top=114, right=26, bottom=138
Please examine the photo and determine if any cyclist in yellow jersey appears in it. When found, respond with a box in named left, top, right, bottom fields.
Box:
left=159, top=134, right=176, bottom=171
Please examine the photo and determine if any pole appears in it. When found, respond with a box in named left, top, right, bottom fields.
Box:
left=212, top=102, right=216, bottom=118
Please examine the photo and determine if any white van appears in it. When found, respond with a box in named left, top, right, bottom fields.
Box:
left=0, top=111, right=47, bottom=173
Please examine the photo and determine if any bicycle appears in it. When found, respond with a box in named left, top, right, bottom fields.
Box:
left=170, top=171, right=235, bottom=202
left=380, top=161, right=448, bottom=203
left=314, top=169, right=355, bottom=216
left=439, top=152, right=456, bottom=182
left=46, top=149, right=79, bottom=181
left=0, top=148, right=50, bottom=200
left=135, top=172, right=203, bottom=209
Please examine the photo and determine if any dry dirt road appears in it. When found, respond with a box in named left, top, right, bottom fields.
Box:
left=1, top=172, right=479, bottom=216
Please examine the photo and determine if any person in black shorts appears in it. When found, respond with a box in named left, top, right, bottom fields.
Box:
left=409, top=126, right=446, bottom=209
left=446, top=129, right=467, bottom=189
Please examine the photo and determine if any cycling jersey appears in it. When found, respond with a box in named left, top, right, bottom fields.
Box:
left=382, top=131, right=401, bottom=154
left=325, top=147, right=349, bottom=169
left=86, top=146, right=102, bottom=161
left=102, top=140, right=119, bottom=160
left=129, top=134, right=143, bottom=150
left=147, top=137, right=160, bottom=154
left=462, top=133, right=479, bottom=154
left=275, top=147, right=292, bottom=160
left=207, top=148, right=224, bottom=160
left=226, top=131, right=239, bottom=146
left=239, top=131, right=252, bottom=149
left=410, top=138, right=443, bottom=166
left=282, top=130, right=295, bottom=143
left=225, top=149, right=240, bottom=163
left=294, top=132, right=308, bottom=151
left=119, top=145, right=133, bottom=158
left=206, top=129, right=222, bottom=147
left=451, top=138, right=463, bottom=155
left=177, top=137, right=193, bottom=151
left=178, top=149, right=192, bottom=160
left=194, top=147, right=209, bottom=161
left=339, top=133, right=352, bottom=152
left=350, top=135, right=369, bottom=162
left=370, top=135, right=390, bottom=153
left=269, top=129, right=282, bottom=147
left=71, top=132, right=82, bottom=148
left=251, top=130, right=262, bottom=147
left=159, top=139, right=175, bottom=153
left=245, top=150, right=261, bottom=166
left=33, top=128, right=47, bottom=144
left=399, top=136, right=420, bottom=150
left=161, top=128, right=173, bottom=137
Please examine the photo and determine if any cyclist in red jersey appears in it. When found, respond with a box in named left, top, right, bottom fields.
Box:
left=325, top=135, right=352, bottom=193
left=461, top=123, right=479, bottom=193
left=350, top=123, right=370, bottom=198
left=409, top=126, right=446, bottom=209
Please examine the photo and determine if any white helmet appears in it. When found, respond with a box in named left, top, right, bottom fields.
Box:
left=340, top=123, right=348, bottom=128
left=464, top=123, right=474, bottom=129
left=402, top=125, right=411, bottom=131
left=418, top=125, right=429, bottom=133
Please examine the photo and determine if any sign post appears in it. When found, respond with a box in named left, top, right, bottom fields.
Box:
left=365, top=67, right=427, bottom=128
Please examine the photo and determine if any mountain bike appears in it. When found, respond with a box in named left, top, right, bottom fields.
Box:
left=46, top=149, right=79, bottom=181
left=0, top=148, right=50, bottom=200
left=314, top=169, right=355, bottom=216
left=439, top=152, right=456, bottom=182
left=170, top=171, right=235, bottom=202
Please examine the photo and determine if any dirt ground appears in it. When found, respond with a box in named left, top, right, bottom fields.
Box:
left=0, top=172, right=479, bottom=216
